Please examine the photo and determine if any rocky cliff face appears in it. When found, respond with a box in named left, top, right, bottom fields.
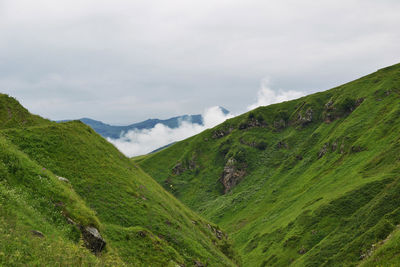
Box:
left=220, top=158, right=246, bottom=194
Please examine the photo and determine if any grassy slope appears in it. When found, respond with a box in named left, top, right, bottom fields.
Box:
left=0, top=95, right=122, bottom=265
left=0, top=94, right=48, bottom=129
left=138, top=63, right=400, bottom=266
left=0, top=94, right=237, bottom=266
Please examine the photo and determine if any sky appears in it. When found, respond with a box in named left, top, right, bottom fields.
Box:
left=1, top=0, right=400, bottom=125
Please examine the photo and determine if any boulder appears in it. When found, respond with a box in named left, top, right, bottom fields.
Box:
left=31, top=230, right=45, bottom=238
left=57, top=176, right=70, bottom=183
left=172, top=162, right=185, bottom=175
left=80, top=226, right=106, bottom=253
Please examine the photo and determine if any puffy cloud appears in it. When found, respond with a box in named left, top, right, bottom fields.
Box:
left=247, top=79, right=305, bottom=110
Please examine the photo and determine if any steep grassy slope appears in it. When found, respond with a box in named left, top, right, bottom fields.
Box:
left=0, top=94, right=237, bottom=266
left=0, top=132, right=123, bottom=265
left=137, top=63, right=400, bottom=266
left=0, top=94, right=48, bottom=129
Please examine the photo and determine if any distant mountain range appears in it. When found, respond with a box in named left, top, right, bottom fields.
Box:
left=59, top=107, right=229, bottom=139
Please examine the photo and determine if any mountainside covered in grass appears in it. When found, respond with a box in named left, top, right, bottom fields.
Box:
left=0, top=94, right=237, bottom=266
left=137, top=63, right=400, bottom=266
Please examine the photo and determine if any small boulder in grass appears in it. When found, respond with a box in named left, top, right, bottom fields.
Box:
left=31, top=230, right=45, bottom=238
left=80, top=226, right=106, bottom=253
left=57, top=176, right=70, bottom=183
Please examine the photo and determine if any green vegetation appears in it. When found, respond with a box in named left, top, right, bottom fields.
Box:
left=0, top=94, right=236, bottom=266
left=137, top=63, right=400, bottom=266
left=2, top=63, right=400, bottom=266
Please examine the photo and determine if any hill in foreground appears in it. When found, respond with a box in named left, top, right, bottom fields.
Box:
left=137, top=63, right=400, bottom=266
left=0, top=94, right=237, bottom=266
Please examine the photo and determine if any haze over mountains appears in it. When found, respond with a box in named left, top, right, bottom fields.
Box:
left=61, top=106, right=229, bottom=139
left=60, top=107, right=231, bottom=156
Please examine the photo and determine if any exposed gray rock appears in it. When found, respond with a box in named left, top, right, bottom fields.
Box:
left=194, top=260, right=205, bottom=267
left=277, top=141, right=289, bottom=149
left=318, top=143, right=329, bottom=158
left=297, top=108, right=313, bottom=125
left=172, top=162, right=185, bottom=175
left=66, top=217, right=77, bottom=225
left=207, top=224, right=226, bottom=240
left=31, top=230, right=45, bottom=238
left=239, top=118, right=265, bottom=130
left=172, top=158, right=197, bottom=175
left=273, top=119, right=286, bottom=130
left=57, top=176, right=70, bottom=183
left=220, top=158, right=246, bottom=194
left=355, top=97, right=365, bottom=107
left=212, top=127, right=233, bottom=139
left=80, top=226, right=106, bottom=253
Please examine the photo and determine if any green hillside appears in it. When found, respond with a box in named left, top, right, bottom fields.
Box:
left=137, top=63, right=400, bottom=266
left=0, top=94, right=237, bottom=266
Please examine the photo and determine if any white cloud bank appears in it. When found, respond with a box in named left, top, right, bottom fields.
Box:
left=247, top=79, right=305, bottom=110
left=108, top=106, right=234, bottom=157
left=109, top=82, right=305, bottom=157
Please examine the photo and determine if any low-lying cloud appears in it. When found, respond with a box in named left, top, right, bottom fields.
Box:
left=108, top=106, right=233, bottom=157
left=108, top=83, right=305, bottom=157
left=247, top=79, right=305, bottom=110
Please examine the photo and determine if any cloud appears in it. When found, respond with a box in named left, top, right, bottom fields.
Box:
left=1, top=0, right=399, bottom=124
left=108, top=81, right=305, bottom=157
left=247, top=79, right=305, bottom=110
left=107, top=106, right=233, bottom=157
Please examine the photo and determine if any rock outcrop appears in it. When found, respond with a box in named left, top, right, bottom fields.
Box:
left=212, top=127, right=234, bottom=139
left=80, top=226, right=106, bottom=253
left=220, top=158, right=246, bottom=194
left=207, top=224, right=226, bottom=240
left=318, top=143, right=329, bottom=158
left=323, top=97, right=365, bottom=123
left=238, top=117, right=266, bottom=130
left=277, top=141, right=289, bottom=150
left=172, top=158, right=197, bottom=175
left=172, top=162, right=185, bottom=175
left=273, top=118, right=287, bottom=131
left=57, top=176, right=70, bottom=183
left=297, top=108, right=313, bottom=125
left=31, top=230, right=45, bottom=238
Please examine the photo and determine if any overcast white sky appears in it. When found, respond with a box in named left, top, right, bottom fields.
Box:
left=1, top=0, right=399, bottom=124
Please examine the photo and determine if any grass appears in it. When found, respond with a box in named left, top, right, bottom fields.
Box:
left=0, top=134, right=122, bottom=266
left=0, top=94, right=237, bottom=266
left=1, top=62, right=400, bottom=266
left=137, top=63, right=400, bottom=266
